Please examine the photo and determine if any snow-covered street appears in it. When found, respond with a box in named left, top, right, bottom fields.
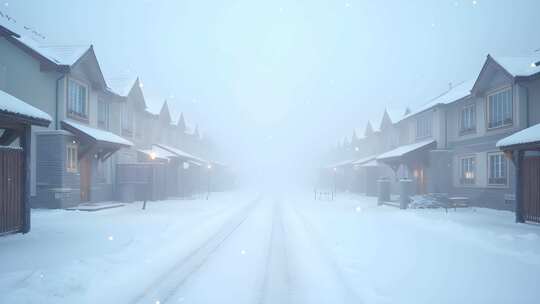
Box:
left=1, top=192, right=540, bottom=304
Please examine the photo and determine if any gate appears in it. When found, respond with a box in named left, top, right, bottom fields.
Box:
left=522, top=156, right=540, bottom=223
left=0, top=147, right=24, bottom=234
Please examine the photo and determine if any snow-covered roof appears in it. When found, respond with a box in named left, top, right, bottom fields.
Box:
left=0, top=89, right=52, bottom=125
left=1, top=15, right=90, bottom=67
left=386, top=108, right=405, bottom=124
left=62, top=120, right=133, bottom=147
left=34, top=44, right=91, bottom=66
left=398, top=80, right=475, bottom=123
left=145, top=98, right=163, bottom=116
left=377, top=139, right=435, bottom=161
left=138, top=146, right=176, bottom=161
left=496, top=123, right=540, bottom=149
left=491, top=55, right=540, bottom=77
left=352, top=155, right=377, bottom=165
left=106, top=76, right=138, bottom=97
left=155, top=144, right=207, bottom=163
left=357, top=159, right=379, bottom=168
left=326, top=159, right=356, bottom=169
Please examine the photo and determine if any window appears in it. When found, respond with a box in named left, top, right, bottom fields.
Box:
left=66, top=143, right=79, bottom=173
left=459, top=156, right=475, bottom=185
left=121, top=103, right=133, bottom=136
left=459, top=104, right=476, bottom=134
left=415, top=115, right=432, bottom=139
left=98, top=100, right=110, bottom=130
left=488, top=152, right=507, bottom=186
left=67, top=79, right=88, bottom=119
left=487, top=88, right=512, bottom=129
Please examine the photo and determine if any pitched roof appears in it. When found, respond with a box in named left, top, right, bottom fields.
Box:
left=0, top=89, right=51, bottom=126
left=106, top=76, right=138, bottom=97
left=159, top=101, right=171, bottom=123
left=398, top=79, right=475, bottom=123
left=1, top=13, right=91, bottom=67
left=155, top=144, right=207, bottom=163
left=377, top=139, right=435, bottom=161
left=352, top=154, right=377, bottom=165
left=497, top=123, right=540, bottom=149
left=62, top=120, right=133, bottom=147
left=491, top=54, right=540, bottom=78
left=138, top=146, right=177, bottom=161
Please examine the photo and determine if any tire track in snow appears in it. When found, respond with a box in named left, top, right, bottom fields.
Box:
left=256, top=198, right=291, bottom=304
left=130, top=195, right=262, bottom=304
left=286, top=201, right=363, bottom=304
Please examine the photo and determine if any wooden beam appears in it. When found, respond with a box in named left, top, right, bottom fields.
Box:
left=21, top=125, right=31, bottom=233
left=0, top=129, right=18, bottom=145
left=515, top=150, right=525, bottom=223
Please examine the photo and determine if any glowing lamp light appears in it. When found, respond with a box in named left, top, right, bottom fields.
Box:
left=333, top=167, right=337, bottom=172
left=149, top=152, right=157, bottom=160
left=465, top=172, right=474, bottom=179
left=183, top=162, right=190, bottom=170
left=207, top=164, right=213, bottom=170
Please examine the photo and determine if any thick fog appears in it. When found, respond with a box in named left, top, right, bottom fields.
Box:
left=7, top=0, right=540, bottom=187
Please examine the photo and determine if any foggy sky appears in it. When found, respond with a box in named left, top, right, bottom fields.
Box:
left=4, top=0, right=540, bottom=183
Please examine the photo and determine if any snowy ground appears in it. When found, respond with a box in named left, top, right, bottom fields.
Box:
left=1, top=191, right=540, bottom=304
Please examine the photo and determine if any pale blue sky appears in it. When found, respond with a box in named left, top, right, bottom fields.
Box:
left=3, top=0, right=540, bottom=180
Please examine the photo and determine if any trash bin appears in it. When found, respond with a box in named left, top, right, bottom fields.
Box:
left=399, top=179, right=413, bottom=209
left=377, top=178, right=391, bottom=205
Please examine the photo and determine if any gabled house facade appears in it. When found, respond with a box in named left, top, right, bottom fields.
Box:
left=1, top=22, right=132, bottom=208
left=447, top=54, right=540, bottom=210
left=377, top=81, right=474, bottom=195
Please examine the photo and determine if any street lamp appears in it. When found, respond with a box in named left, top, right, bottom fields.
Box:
left=332, top=167, right=337, bottom=200
left=149, top=151, right=157, bottom=160
left=206, top=163, right=212, bottom=200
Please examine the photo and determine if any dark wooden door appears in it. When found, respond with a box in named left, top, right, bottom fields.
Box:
left=80, top=156, right=91, bottom=202
left=522, top=156, right=540, bottom=223
left=0, top=147, right=23, bottom=234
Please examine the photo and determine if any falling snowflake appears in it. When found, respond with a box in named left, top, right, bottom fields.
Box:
left=155, top=300, right=161, bottom=304
left=108, top=236, right=114, bottom=241
left=240, top=249, right=246, bottom=255
left=472, top=0, right=477, bottom=5
left=345, top=2, right=351, bottom=8
left=355, top=206, right=362, bottom=212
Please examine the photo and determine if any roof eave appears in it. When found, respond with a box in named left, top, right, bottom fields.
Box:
left=0, top=111, right=51, bottom=127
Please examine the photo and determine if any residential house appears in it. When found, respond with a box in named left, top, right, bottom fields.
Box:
left=377, top=80, right=475, bottom=195
left=0, top=21, right=132, bottom=208
left=447, top=54, right=540, bottom=211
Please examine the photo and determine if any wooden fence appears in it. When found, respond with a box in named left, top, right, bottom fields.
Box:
left=523, top=156, right=540, bottom=223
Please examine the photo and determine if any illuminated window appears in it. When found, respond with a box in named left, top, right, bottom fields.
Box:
left=459, top=156, right=475, bottom=185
